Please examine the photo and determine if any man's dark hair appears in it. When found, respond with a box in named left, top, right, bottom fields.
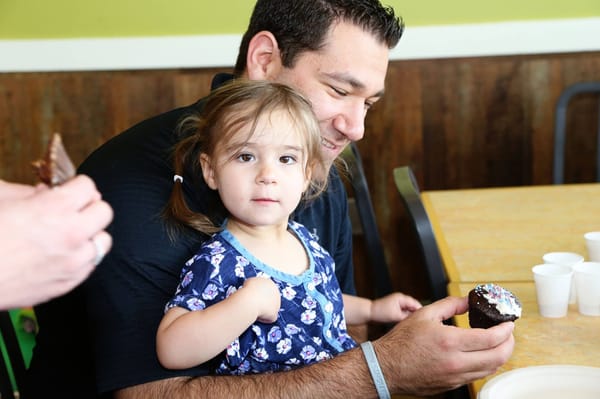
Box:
left=234, top=0, right=404, bottom=75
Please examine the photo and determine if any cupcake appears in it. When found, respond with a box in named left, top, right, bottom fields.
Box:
left=468, top=283, right=522, bottom=328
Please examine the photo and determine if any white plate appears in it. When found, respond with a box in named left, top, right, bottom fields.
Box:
left=478, top=365, right=600, bottom=399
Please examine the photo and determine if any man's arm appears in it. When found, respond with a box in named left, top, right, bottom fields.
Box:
left=116, top=347, right=376, bottom=399
left=117, top=296, right=515, bottom=398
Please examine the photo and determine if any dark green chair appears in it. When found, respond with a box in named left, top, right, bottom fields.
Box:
left=553, top=81, right=600, bottom=184
left=393, top=166, right=447, bottom=302
left=393, top=166, right=469, bottom=399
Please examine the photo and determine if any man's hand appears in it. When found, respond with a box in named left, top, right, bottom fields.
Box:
left=375, top=296, right=515, bottom=395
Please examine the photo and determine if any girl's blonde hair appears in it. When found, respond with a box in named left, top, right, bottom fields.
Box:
left=164, top=79, right=327, bottom=235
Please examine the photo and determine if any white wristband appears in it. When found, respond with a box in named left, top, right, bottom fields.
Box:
left=360, top=341, right=391, bottom=399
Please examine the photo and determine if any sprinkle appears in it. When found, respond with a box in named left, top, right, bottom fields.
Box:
left=476, top=284, right=522, bottom=317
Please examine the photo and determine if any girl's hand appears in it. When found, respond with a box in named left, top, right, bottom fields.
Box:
left=371, top=292, right=423, bottom=323
left=243, top=277, right=281, bottom=323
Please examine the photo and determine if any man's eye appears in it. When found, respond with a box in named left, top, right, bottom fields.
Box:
left=332, top=86, right=347, bottom=96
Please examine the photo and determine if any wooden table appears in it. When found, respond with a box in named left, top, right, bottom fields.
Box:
left=448, top=281, right=600, bottom=398
left=421, top=184, right=600, bottom=283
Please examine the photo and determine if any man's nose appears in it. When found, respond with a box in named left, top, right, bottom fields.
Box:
left=334, top=101, right=366, bottom=142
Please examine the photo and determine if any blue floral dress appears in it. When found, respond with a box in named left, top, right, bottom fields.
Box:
left=165, top=220, right=356, bottom=375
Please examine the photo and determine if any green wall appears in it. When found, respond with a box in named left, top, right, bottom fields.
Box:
left=1, top=0, right=599, bottom=39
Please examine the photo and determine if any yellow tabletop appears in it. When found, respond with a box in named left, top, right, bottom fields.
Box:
left=421, top=184, right=600, bottom=283
left=449, top=281, right=600, bottom=398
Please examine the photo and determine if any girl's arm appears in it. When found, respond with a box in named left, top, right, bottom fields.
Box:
left=342, top=293, right=422, bottom=325
left=156, top=276, right=280, bottom=369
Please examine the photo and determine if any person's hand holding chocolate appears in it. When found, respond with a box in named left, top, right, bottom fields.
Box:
left=0, top=134, right=113, bottom=309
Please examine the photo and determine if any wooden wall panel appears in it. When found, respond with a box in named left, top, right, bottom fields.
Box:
left=358, top=51, right=600, bottom=299
left=1, top=52, right=599, bottom=302
left=0, top=69, right=221, bottom=183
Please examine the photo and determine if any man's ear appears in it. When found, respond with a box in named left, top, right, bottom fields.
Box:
left=246, top=31, right=283, bottom=80
left=200, top=153, right=218, bottom=190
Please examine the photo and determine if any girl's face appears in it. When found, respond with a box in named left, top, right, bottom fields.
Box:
left=201, top=110, right=311, bottom=230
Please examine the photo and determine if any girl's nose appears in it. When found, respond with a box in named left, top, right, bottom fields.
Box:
left=256, top=164, right=277, bottom=185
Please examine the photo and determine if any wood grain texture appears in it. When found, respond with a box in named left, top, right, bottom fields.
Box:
left=1, top=52, right=599, bottom=302
left=422, top=184, right=600, bottom=283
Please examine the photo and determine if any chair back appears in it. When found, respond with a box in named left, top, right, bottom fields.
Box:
left=393, top=166, right=447, bottom=302
left=0, top=311, right=27, bottom=399
left=394, top=167, right=470, bottom=398
left=553, top=81, right=600, bottom=184
left=342, top=143, right=392, bottom=298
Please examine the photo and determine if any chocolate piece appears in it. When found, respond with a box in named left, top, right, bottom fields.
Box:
left=32, top=133, right=76, bottom=186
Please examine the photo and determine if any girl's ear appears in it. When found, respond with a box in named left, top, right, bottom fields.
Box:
left=200, top=154, right=218, bottom=190
left=246, top=31, right=283, bottom=80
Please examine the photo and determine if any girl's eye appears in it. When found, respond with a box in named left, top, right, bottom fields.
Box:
left=237, top=153, right=254, bottom=162
left=280, top=155, right=297, bottom=165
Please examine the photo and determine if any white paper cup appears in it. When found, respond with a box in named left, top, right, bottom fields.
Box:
left=584, top=232, right=600, bottom=262
left=532, top=264, right=573, bottom=318
left=573, top=262, right=600, bottom=316
left=542, top=252, right=584, bottom=304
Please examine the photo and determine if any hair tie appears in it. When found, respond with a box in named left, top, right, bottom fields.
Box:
left=173, top=175, right=183, bottom=183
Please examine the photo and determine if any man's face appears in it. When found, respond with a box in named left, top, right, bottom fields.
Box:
left=272, top=22, right=389, bottom=166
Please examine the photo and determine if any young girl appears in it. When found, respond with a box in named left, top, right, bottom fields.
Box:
left=156, top=79, right=421, bottom=374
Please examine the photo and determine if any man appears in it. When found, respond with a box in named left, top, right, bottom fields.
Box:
left=25, top=1, right=514, bottom=398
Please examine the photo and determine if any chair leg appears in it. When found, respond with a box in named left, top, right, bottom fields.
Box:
left=0, top=351, right=16, bottom=399
left=0, top=311, right=25, bottom=399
